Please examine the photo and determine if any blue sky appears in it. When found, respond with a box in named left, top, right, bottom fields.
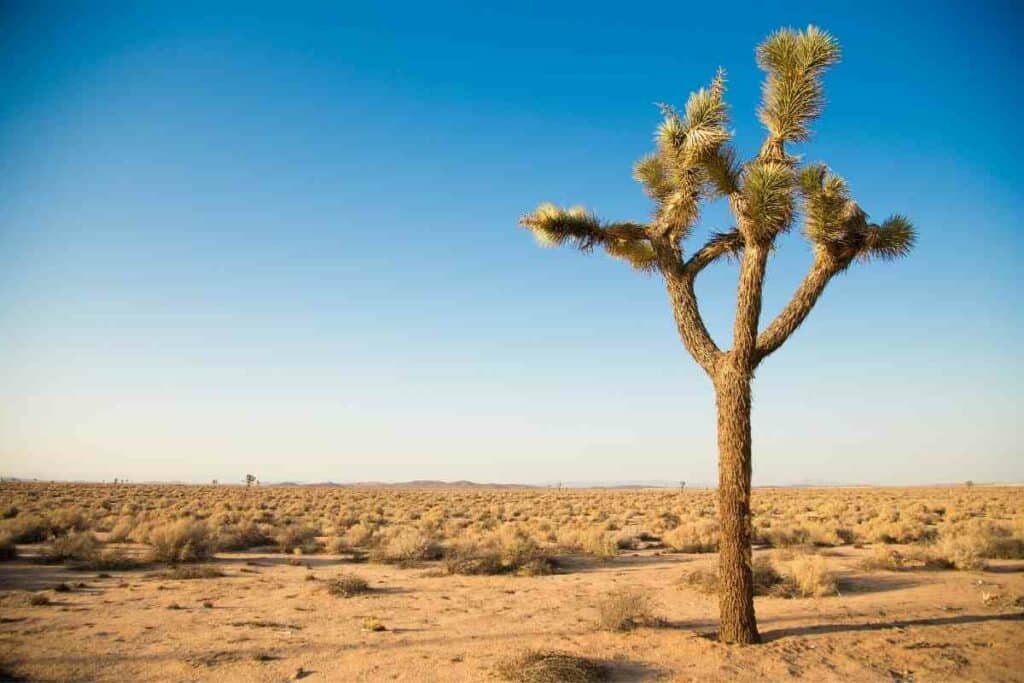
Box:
left=1, top=1, right=1021, bottom=485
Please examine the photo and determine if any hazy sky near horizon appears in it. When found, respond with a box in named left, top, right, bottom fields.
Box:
left=1, top=2, right=1021, bottom=485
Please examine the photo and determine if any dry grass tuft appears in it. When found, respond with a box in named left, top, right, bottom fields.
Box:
left=495, top=650, right=608, bottom=683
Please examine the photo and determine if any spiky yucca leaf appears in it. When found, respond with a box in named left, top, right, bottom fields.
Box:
left=739, top=162, right=795, bottom=241
left=519, top=203, right=605, bottom=251
left=859, top=215, right=916, bottom=261
left=657, top=113, right=687, bottom=158
left=797, top=163, right=828, bottom=196
left=757, top=25, right=840, bottom=74
left=703, top=147, right=740, bottom=196
left=657, top=185, right=701, bottom=238
left=519, top=203, right=654, bottom=271
left=801, top=168, right=850, bottom=244
left=756, top=26, right=840, bottom=146
left=633, top=154, right=672, bottom=201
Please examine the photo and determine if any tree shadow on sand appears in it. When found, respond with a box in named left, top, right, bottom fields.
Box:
left=762, top=611, right=1023, bottom=641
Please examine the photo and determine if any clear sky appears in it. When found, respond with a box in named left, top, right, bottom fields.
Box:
left=1, top=1, right=1021, bottom=485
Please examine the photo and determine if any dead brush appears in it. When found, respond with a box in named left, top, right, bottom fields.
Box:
left=596, top=586, right=659, bottom=631
left=495, top=649, right=608, bottom=683
left=325, top=573, right=370, bottom=597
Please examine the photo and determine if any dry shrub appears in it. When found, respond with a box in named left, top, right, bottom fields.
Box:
left=1, top=514, right=49, bottom=544
left=596, top=586, right=658, bottom=631
left=923, top=534, right=988, bottom=571
left=680, top=554, right=834, bottom=598
left=0, top=534, right=17, bottom=561
left=759, top=525, right=811, bottom=548
left=679, top=556, right=782, bottom=596
left=369, top=527, right=443, bottom=564
left=106, top=517, right=135, bottom=543
left=47, top=508, right=89, bottom=535
left=71, top=548, right=149, bottom=571
left=215, top=522, right=272, bottom=551
left=343, top=521, right=375, bottom=548
left=495, top=650, right=608, bottom=683
left=778, top=554, right=838, bottom=597
left=43, top=531, right=100, bottom=564
left=145, top=520, right=213, bottom=563
left=859, top=546, right=906, bottom=571
left=445, top=533, right=556, bottom=576
left=580, top=529, right=618, bottom=559
left=662, top=519, right=718, bottom=553
left=987, top=536, right=1024, bottom=559
left=444, top=528, right=557, bottom=577
left=326, top=573, right=370, bottom=597
left=679, top=567, right=719, bottom=594
left=275, top=525, right=321, bottom=554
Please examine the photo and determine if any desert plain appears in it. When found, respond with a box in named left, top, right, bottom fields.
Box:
left=0, top=482, right=1022, bottom=682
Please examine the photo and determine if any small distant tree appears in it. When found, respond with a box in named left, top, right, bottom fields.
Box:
left=245, top=474, right=256, bottom=487
left=518, top=26, right=915, bottom=644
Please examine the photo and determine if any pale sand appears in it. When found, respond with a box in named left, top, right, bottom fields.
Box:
left=1, top=546, right=1022, bottom=681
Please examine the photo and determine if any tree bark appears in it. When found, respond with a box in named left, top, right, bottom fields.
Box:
left=714, top=363, right=760, bottom=644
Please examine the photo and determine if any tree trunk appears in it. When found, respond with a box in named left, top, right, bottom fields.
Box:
left=715, top=364, right=760, bottom=644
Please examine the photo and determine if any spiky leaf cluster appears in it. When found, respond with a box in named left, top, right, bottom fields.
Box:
left=799, top=166, right=916, bottom=263
left=736, top=161, right=796, bottom=242
left=519, top=203, right=656, bottom=271
left=756, top=26, right=840, bottom=154
left=520, top=25, right=914, bottom=281
left=635, top=70, right=738, bottom=242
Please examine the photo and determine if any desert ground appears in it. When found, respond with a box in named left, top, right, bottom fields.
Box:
left=0, top=483, right=1022, bottom=682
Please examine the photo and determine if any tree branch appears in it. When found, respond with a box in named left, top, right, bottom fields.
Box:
left=684, top=229, right=743, bottom=275
left=731, top=242, right=769, bottom=371
left=754, top=255, right=840, bottom=364
left=653, top=240, right=721, bottom=376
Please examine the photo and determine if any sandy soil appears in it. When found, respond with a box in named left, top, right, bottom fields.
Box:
left=0, top=546, right=1022, bottom=682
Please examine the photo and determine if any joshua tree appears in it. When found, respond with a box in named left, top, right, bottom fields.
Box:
left=518, top=26, right=915, bottom=644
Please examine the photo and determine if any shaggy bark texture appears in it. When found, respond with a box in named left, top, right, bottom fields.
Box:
left=714, top=365, right=759, bottom=644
